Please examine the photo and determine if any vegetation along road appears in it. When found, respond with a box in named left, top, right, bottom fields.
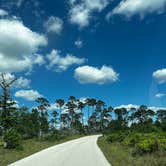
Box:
left=9, top=135, right=111, bottom=166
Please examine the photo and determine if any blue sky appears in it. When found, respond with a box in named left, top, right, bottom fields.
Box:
left=0, top=0, right=166, bottom=110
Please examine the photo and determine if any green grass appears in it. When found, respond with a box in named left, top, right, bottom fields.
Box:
left=0, top=135, right=83, bottom=166
left=98, top=136, right=166, bottom=166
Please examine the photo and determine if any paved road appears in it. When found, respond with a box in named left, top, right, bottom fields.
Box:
left=9, top=135, right=111, bottom=166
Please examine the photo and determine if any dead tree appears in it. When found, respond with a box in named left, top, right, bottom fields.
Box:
left=0, top=73, right=17, bottom=132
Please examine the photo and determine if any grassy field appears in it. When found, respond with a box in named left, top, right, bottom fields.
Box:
left=0, top=135, right=83, bottom=166
left=98, top=136, right=166, bottom=166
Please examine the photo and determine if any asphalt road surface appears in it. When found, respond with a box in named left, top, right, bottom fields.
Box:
left=9, top=135, right=111, bottom=166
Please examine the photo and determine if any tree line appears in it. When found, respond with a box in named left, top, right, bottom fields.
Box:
left=0, top=73, right=166, bottom=149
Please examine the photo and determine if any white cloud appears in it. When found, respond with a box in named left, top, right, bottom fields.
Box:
left=108, top=0, right=166, bottom=19
left=14, top=77, right=31, bottom=88
left=15, top=89, right=42, bottom=101
left=1, top=0, right=24, bottom=9
left=75, top=39, right=83, bottom=48
left=84, top=0, right=109, bottom=11
left=115, top=104, right=139, bottom=111
left=79, top=97, right=88, bottom=104
left=69, top=0, right=109, bottom=28
left=46, top=49, right=86, bottom=72
left=149, top=106, right=166, bottom=111
left=34, top=54, right=46, bottom=66
left=0, top=19, right=47, bottom=73
left=74, top=65, right=119, bottom=84
left=0, top=72, right=16, bottom=86
left=16, top=0, right=24, bottom=7
left=69, top=5, right=90, bottom=27
left=153, top=68, right=166, bottom=84
left=0, top=72, right=31, bottom=88
left=115, top=104, right=166, bottom=112
left=0, top=9, right=8, bottom=16
left=155, top=93, right=166, bottom=98
left=48, top=103, right=58, bottom=111
left=44, top=16, right=63, bottom=34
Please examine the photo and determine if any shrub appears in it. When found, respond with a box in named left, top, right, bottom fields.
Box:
left=123, top=133, right=141, bottom=146
left=45, top=131, right=65, bottom=142
left=0, top=139, right=4, bottom=147
left=106, top=132, right=125, bottom=143
left=159, top=139, right=166, bottom=150
left=4, top=129, right=22, bottom=149
left=135, top=139, right=159, bottom=154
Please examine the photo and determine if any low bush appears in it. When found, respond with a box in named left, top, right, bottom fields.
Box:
left=4, top=129, right=22, bottom=149
left=45, top=131, right=65, bottom=142
left=106, top=132, right=125, bottom=143
left=159, top=138, right=166, bottom=150
left=136, top=139, right=159, bottom=154
left=0, top=139, right=4, bottom=147
left=123, top=133, right=141, bottom=146
left=106, top=131, right=166, bottom=156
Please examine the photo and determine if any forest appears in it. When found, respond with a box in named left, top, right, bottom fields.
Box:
left=0, top=73, right=166, bottom=165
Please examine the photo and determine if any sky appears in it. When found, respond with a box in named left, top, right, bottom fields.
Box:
left=0, top=0, right=166, bottom=110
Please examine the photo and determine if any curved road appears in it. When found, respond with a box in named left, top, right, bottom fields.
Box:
left=9, top=135, right=111, bottom=166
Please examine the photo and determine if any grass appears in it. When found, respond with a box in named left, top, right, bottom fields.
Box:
left=0, top=135, right=83, bottom=166
left=98, top=136, right=166, bottom=166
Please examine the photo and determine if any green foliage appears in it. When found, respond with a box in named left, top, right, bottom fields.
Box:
left=136, top=139, right=159, bottom=154
left=106, top=132, right=125, bottom=143
left=0, top=139, right=4, bottom=147
left=106, top=132, right=166, bottom=156
left=123, top=133, right=141, bottom=146
left=98, top=136, right=166, bottom=166
left=4, top=129, right=22, bottom=149
left=159, top=138, right=166, bottom=150
left=45, top=130, right=65, bottom=142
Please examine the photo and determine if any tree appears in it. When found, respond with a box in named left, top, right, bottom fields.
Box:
left=0, top=73, right=17, bottom=133
left=35, top=97, right=50, bottom=138
left=86, top=98, right=97, bottom=124
left=66, top=96, right=77, bottom=129
left=157, top=109, right=166, bottom=131
left=61, top=113, right=70, bottom=129
left=88, top=112, right=98, bottom=132
left=78, top=101, right=85, bottom=127
left=157, top=109, right=166, bottom=122
left=56, top=99, right=65, bottom=129
left=101, top=107, right=113, bottom=130
left=131, top=105, right=154, bottom=124
left=51, top=110, right=58, bottom=130
left=114, top=108, right=128, bottom=130
left=96, top=100, right=105, bottom=131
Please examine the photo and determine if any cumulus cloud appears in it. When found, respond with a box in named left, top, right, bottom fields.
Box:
left=34, top=54, right=46, bottom=66
left=16, top=0, right=24, bottom=7
left=0, top=72, right=31, bottom=88
left=74, top=65, right=119, bottom=84
left=44, top=16, right=63, bottom=34
left=107, top=0, right=166, bottom=19
left=115, top=104, right=139, bottom=111
left=79, top=97, right=88, bottom=104
left=14, top=77, right=31, bottom=88
left=46, top=49, right=86, bottom=72
left=0, top=9, right=8, bottom=17
left=115, top=104, right=166, bottom=112
left=153, top=68, right=166, bottom=84
left=48, top=103, right=58, bottom=111
left=74, top=39, right=83, bottom=48
left=69, top=0, right=109, bottom=28
left=0, top=19, right=47, bottom=73
left=155, top=93, right=166, bottom=98
left=15, top=89, right=42, bottom=101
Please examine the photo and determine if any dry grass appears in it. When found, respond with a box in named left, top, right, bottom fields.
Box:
left=0, top=135, right=83, bottom=166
